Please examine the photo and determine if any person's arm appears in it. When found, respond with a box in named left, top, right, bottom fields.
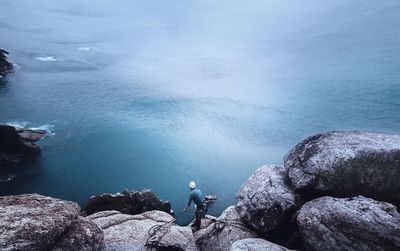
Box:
left=183, top=194, right=193, bottom=212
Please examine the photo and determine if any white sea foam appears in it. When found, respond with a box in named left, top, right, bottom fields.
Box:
left=77, top=47, right=91, bottom=51
left=29, top=124, right=56, bottom=136
left=0, top=174, right=16, bottom=183
left=6, top=121, right=56, bottom=136
left=6, top=121, right=29, bottom=128
left=35, top=56, right=60, bottom=62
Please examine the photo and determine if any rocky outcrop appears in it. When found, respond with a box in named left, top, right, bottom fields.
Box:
left=87, top=210, right=197, bottom=251
left=194, top=206, right=257, bottom=251
left=52, top=216, right=105, bottom=251
left=85, top=189, right=172, bottom=216
left=236, top=165, right=301, bottom=235
left=2, top=130, right=400, bottom=250
left=230, top=238, right=295, bottom=251
left=297, top=196, right=400, bottom=251
left=284, top=131, right=400, bottom=206
left=0, top=194, right=104, bottom=250
left=0, top=124, right=47, bottom=168
left=0, top=48, right=13, bottom=78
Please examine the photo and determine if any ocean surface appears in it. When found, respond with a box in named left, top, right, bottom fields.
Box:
left=0, top=0, right=399, bottom=223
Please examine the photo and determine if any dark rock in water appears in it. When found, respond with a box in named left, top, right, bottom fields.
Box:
left=0, top=153, right=20, bottom=169
left=231, top=238, right=296, bottom=251
left=0, top=125, right=41, bottom=154
left=297, top=196, right=400, bottom=251
left=0, top=48, right=13, bottom=77
left=52, top=216, right=105, bottom=251
left=0, top=124, right=47, bottom=168
left=194, top=206, right=257, bottom=251
left=87, top=210, right=196, bottom=251
left=284, top=131, right=400, bottom=206
left=85, top=189, right=172, bottom=216
left=236, top=165, right=301, bottom=235
left=17, top=129, right=48, bottom=142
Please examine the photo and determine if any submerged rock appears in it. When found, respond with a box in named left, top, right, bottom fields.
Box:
left=85, top=189, right=172, bottom=216
left=230, top=238, right=295, bottom=251
left=0, top=124, right=47, bottom=168
left=194, top=206, right=257, bottom=251
left=284, top=131, right=400, bottom=206
left=236, top=165, right=301, bottom=235
left=0, top=194, right=104, bottom=250
left=0, top=48, right=13, bottom=78
left=297, top=196, right=400, bottom=251
left=87, top=210, right=197, bottom=251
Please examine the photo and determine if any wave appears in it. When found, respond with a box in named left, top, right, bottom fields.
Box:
left=35, top=56, right=60, bottom=62
left=6, top=121, right=56, bottom=136
left=77, top=47, right=91, bottom=51
left=0, top=174, right=16, bottom=183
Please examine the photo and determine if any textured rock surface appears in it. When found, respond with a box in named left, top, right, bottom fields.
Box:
left=236, top=165, right=300, bottom=234
left=0, top=124, right=47, bottom=168
left=297, top=196, right=400, bottom=251
left=0, top=194, right=80, bottom=250
left=52, top=216, right=105, bottom=251
left=195, top=206, right=257, bottom=251
left=0, top=48, right=13, bottom=77
left=230, top=238, right=295, bottom=251
left=85, top=189, right=171, bottom=216
left=88, top=210, right=197, bottom=251
left=284, top=131, right=400, bottom=206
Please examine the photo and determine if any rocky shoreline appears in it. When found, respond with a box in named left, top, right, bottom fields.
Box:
left=84, top=189, right=173, bottom=216
left=0, top=124, right=47, bottom=169
left=0, top=48, right=13, bottom=78
left=0, top=130, right=399, bottom=250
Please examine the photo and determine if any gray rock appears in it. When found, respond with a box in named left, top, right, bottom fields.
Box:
left=284, top=131, right=400, bottom=206
left=85, top=189, right=172, bottom=216
left=52, top=216, right=105, bottom=251
left=230, top=238, right=295, bottom=251
left=88, top=210, right=197, bottom=251
left=194, top=206, right=257, bottom=251
left=0, top=194, right=80, bottom=250
left=236, top=165, right=300, bottom=234
left=297, top=196, right=400, bottom=251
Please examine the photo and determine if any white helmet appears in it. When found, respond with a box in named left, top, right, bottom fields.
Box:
left=189, top=181, right=196, bottom=189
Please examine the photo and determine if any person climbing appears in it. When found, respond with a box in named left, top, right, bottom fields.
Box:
left=183, top=181, right=204, bottom=231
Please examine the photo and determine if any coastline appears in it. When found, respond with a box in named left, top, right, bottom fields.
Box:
left=1, top=130, right=399, bottom=250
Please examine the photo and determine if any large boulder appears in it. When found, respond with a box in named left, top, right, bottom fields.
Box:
left=284, top=131, right=400, bottom=206
left=0, top=194, right=80, bottom=250
left=0, top=48, right=13, bottom=78
left=0, top=124, right=47, bottom=169
left=87, top=210, right=197, bottom=251
left=230, top=238, right=295, bottom=251
left=85, top=189, right=172, bottom=216
left=194, top=206, right=257, bottom=251
left=52, top=216, right=105, bottom=251
left=236, top=165, right=301, bottom=234
left=297, top=196, right=400, bottom=251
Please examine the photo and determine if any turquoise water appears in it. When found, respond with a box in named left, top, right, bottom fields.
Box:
left=1, top=0, right=400, bottom=223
